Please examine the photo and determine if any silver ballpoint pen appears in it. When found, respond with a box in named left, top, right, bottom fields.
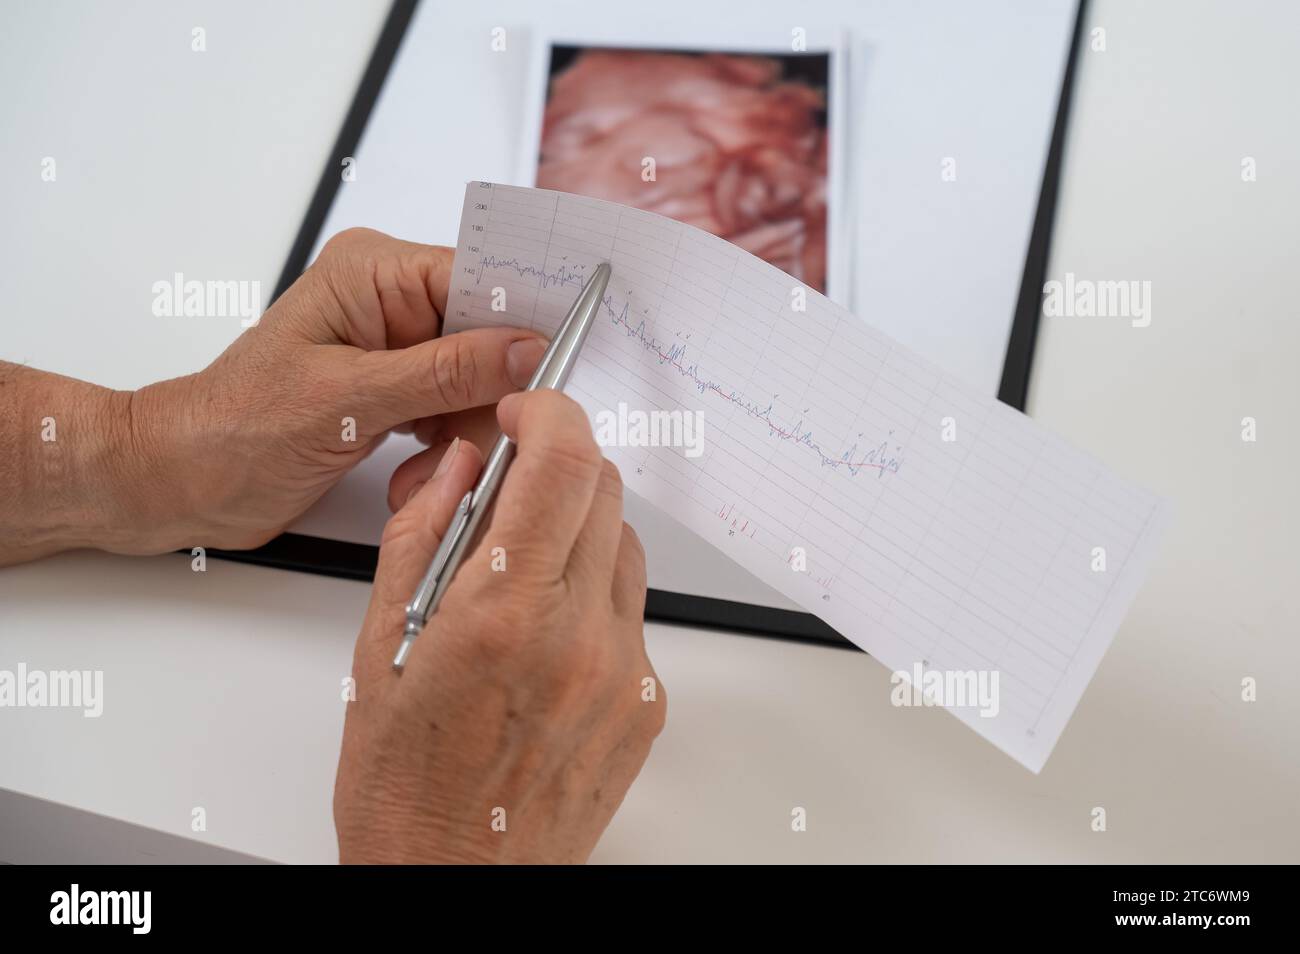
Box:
left=392, top=261, right=612, bottom=670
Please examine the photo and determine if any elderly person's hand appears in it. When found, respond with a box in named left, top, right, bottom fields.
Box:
left=333, top=390, right=665, bottom=864
left=1, top=229, right=547, bottom=562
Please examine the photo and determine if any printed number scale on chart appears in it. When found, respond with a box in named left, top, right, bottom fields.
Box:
left=445, top=182, right=1169, bottom=772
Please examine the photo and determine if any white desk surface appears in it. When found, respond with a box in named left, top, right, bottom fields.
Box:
left=2, top=0, right=1298, bottom=863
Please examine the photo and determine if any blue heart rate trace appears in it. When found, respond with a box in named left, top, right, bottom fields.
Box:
left=476, top=253, right=905, bottom=479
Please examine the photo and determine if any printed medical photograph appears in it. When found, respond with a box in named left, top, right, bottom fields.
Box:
left=535, top=45, right=831, bottom=293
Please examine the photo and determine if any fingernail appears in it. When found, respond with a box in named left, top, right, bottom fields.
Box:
left=433, top=437, right=461, bottom=480
left=506, top=337, right=548, bottom=388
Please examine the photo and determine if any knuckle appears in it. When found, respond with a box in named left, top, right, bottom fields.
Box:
left=321, top=227, right=379, bottom=258
left=378, top=509, right=418, bottom=550
left=538, top=438, right=603, bottom=486
left=594, top=459, right=624, bottom=503
left=431, top=337, right=480, bottom=408
left=523, top=389, right=591, bottom=434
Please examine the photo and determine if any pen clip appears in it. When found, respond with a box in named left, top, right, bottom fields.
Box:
left=427, top=491, right=474, bottom=595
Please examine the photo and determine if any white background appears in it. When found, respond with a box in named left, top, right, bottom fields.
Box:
left=1, top=0, right=1298, bottom=862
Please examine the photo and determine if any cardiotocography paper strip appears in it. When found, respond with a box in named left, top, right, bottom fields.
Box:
left=445, top=182, right=1171, bottom=771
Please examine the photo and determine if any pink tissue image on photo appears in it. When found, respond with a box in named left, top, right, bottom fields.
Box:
left=537, top=50, right=829, bottom=293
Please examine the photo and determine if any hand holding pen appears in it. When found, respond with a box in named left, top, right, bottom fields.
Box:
left=336, top=258, right=666, bottom=862
left=394, top=262, right=612, bottom=669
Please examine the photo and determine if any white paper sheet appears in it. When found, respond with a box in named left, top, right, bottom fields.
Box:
left=445, top=182, right=1171, bottom=772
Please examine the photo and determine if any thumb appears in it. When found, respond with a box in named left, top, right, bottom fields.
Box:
left=357, top=328, right=547, bottom=433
